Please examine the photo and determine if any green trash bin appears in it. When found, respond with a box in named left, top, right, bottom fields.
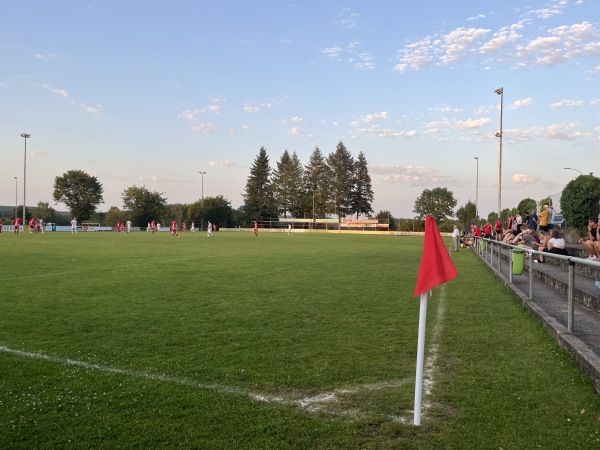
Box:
left=512, top=248, right=526, bottom=275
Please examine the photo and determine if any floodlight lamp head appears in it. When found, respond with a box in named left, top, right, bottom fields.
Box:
left=495, top=132, right=502, bottom=138
left=494, top=88, right=503, bottom=95
left=20, top=133, right=31, bottom=139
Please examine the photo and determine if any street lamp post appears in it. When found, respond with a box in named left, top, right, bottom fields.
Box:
left=14, top=177, right=18, bottom=220
left=20, top=133, right=30, bottom=225
left=198, top=171, right=206, bottom=207
left=198, top=171, right=206, bottom=231
left=474, top=157, right=479, bottom=219
left=494, top=88, right=503, bottom=218
left=564, top=167, right=583, bottom=176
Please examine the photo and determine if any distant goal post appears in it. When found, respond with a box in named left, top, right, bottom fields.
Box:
left=81, top=222, right=101, bottom=231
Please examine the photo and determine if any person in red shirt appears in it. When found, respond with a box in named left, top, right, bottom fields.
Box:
left=171, top=220, right=179, bottom=238
left=494, top=219, right=503, bottom=240
left=182, top=222, right=187, bottom=232
left=483, top=221, right=493, bottom=239
left=29, top=218, right=34, bottom=233
left=0, top=217, right=3, bottom=233
left=151, top=220, right=156, bottom=234
left=14, top=217, right=21, bottom=234
left=253, top=221, right=258, bottom=237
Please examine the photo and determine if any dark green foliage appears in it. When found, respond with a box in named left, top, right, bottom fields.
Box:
left=455, top=201, right=477, bottom=226
left=187, top=195, right=234, bottom=228
left=52, top=170, right=104, bottom=221
left=105, top=206, right=127, bottom=226
left=414, top=187, right=457, bottom=222
left=375, top=210, right=396, bottom=230
left=304, top=147, right=330, bottom=219
left=33, top=201, right=60, bottom=224
left=272, top=150, right=306, bottom=218
left=326, top=142, right=355, bottom=218
left=517, top=197, right=536, bottom=215
left=560, top=174, right=600, bottom=236
left=350, top=151, right=374, bottom=218
left=243, top=147, right=277, bottom=221
left=121, top=185, right=167, bottom=226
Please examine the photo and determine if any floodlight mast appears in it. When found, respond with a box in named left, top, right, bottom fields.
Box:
left=20, top=133, right=30, bottom=225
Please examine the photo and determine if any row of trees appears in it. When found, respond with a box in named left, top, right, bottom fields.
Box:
left=15, top=170, right=240, bottom=228
left=243, top=142, right=374, bottom=221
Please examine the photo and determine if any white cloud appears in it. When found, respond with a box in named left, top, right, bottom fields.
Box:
left=506, top=123, right=590, bottom=142
left=181, top=105, right=222, bottom=121
left=467, top=14, right=486, bottom=21
left=34, top=53, right=58, bottom=61
left=320, top=46, right=343, bottom=59
left=550, top=99, right=584, bottom=108
left=81, top=103, right=102, bottom=114
left=288, top=127, right=303, bottom=136
left=281, top=116, right=304, bottom=125
left=354, top=125, right=417, bottom=139
left=208, top=160, right=235, bottom=167
left=455, top=117, right=490, bottom=130
left=370, top=164, right=451, bottom=187
left=42, top=84, right=68, bottom=98
left=511, top=173, right=539, bottom=184
left=361, top=112, right=388, bottom=123
left=479, top=22, right=525, bottom=55
left=191, top=123, right=216, bottom=133
left=321, top=41, right=374, bottom=70
left=440, top=27, right=491, bottom=65
left=395, top=27, right=490, bottom=71
left=510, top=97, right=534, bottom=109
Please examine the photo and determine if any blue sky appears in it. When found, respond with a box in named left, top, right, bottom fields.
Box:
left=1, top=0, right=599, bottom=219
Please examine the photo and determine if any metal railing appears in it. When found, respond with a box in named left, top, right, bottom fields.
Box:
left=472, top=237, right=600, bottom=332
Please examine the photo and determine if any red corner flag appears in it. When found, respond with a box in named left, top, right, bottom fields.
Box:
left=414, top=216, right=458, bottom=297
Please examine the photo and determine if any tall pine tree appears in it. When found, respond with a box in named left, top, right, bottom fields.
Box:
left=326, top=142, right=355, bottom=218
left=304, top=147, right=330, bottom=219
left=288, top=151, right=306, bottom=218
left=351, top=151, right=374, bottom=218
left=242, top=147, right=277, bottom=221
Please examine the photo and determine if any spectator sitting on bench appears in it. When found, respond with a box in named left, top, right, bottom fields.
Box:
left=578, top=218, right=598, bottom=261
left=531, top=230, right=550, bottom=262
left=517, top=228, right=540, bottom=249
left=544, top=230, right=569, bottom=257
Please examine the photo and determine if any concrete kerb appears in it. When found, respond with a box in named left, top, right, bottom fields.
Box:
left=475, top=248, right=600, bottom=394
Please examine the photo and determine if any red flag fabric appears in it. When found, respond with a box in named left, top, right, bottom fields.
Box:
left=414, top=216, right=458, bottom=297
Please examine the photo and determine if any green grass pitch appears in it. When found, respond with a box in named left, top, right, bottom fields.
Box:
left=1, top=230, right=599, bottom=448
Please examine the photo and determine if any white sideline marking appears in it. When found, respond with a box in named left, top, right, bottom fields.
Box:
left=0, top=345, right=249, bottom=396
left=0, top=345, right=409, bottom=419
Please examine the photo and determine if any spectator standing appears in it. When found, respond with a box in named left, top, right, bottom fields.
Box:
left=528, top=209, right=538, bottom=231
left=452, top=225, right=460, bottom=252
left=494, top=218, right=503, bottom=240
left=539, top=204, right=550, bottom=232
left=483, top=221, right=493, bottom=239
left=515, top=213, right=523, bottom=233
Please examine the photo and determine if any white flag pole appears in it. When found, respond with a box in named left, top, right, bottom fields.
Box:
left=413, top=291, right=428, bottom=426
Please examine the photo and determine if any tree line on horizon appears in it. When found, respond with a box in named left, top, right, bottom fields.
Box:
left=3, top=159, right=598, bottom=237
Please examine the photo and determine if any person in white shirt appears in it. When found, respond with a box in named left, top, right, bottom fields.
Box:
left=71, top=218, right=78, bottom=235
left=126, top=220, right=132, bottom=233
left=544, top=230, right=568, bottom=258
left=452, top=225, right=460, bottom=252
